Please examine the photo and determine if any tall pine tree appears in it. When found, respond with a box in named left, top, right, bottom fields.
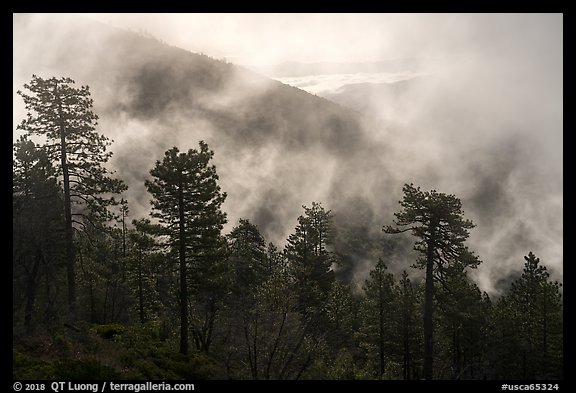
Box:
left=495, top=252, right=563, bottom=379
left=285, top=202, right=335, bottom=313
left=145, top=142, right=227, bottom=355
left=384, top=183, right=480, bottom=379
left=359, top=259, right=396, bottom=379
left=17, top=75, right=127, bottom=314
left=395, top=271, right=423, bottom=380
left=228, top=219, right=268, bottom=299
left=13, top=136, right=65, bottom=333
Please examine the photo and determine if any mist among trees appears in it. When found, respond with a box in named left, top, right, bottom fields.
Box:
left=12, top=76, right=562, bottom=381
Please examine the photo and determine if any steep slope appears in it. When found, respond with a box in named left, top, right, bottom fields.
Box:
left=13, top=14, right=393, bottom=256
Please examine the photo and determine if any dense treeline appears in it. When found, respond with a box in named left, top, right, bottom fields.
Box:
left=13, top=76, right=563, bottom=380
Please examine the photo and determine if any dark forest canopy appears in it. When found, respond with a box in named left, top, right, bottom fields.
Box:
left=13, top=76, right=562, bottom=381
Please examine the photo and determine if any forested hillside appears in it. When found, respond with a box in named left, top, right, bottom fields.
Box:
left=13, top=77, right=562, bottom=380
left=13, top=14, right=562, bottom=381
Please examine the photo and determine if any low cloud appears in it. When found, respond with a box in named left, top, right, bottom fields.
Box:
left=13, top=13, right=562, bottom=296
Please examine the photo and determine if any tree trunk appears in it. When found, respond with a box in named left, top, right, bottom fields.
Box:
left=178, top=179, right=188, bottom=355
left=403, top=325, right=410, bottom=380
left=121, top=205, right=127, bottom=257
left=244, top=322, right=255, bottom=379
left=423, top=218, right=437, bottom=380
left=266, top=311, right=287, bottom=379
left=56, top=85, right=75, bottom=315
left=24, top=250, right=42, bottom=334
left=103, top=285, right=109, bottom=323
left=379, top=276, right=385, bottom=378
left=138, top=250, right=145, bottom=324
left=202, top=300, right=217, bottom=353
left=253, top=313, right=259, bottom=379
left=542, top=285, right=548, bottom=377
left=453, top=325, right=461, bottom=379
left=279, top=318, right=311, bottom=380
left=89, top=283, right=96, bottom=323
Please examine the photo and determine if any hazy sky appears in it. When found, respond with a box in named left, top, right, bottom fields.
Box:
left=81, top=13, right=424, bottom=65
left=79, top=13, right=561, bottom=66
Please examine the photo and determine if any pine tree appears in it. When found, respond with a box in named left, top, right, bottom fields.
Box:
left=285, top=202, right=335, bottom=313
left=325, top=281, right=355, bottom=351
left=252, top=252, right=313, bottom=380
left=228, top=219, right=268, bottom=299
left=126, top=219, right=162, bottom=324
left=225, top=219, right=269, bottom=377
left=384, top=183, right=480, bottom=379
left=75, top=223, right=130, bottom=324
left=497, top=252, right=563, bottom=379
left=359, top=259, right=396, bottom=379
left=434, top=268, right=491, bottom=379
left=395, top=271, right=423, bottom=380
left=145, top=142, right=227, bottom=354
left=17, top=75, right=127, bottom=314
left=13, top=136, right=65, bottom=333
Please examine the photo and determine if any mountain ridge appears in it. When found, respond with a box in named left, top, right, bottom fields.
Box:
left=13, top=13, right=390, bottom=256
left=248, top=58, right=424, bottom=77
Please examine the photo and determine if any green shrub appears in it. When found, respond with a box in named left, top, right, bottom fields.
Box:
left=95, top=324, right=126, bottom=340
left=13, top=350, right=56, bottom=379
left=53, top=359, right=120, bottom=380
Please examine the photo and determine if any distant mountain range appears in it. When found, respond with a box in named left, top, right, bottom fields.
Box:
left=248, top=58, right=432, bottom=118
left=247, top=58, right=424, bottom=77
left=322, top=78, right=425, bottom=117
